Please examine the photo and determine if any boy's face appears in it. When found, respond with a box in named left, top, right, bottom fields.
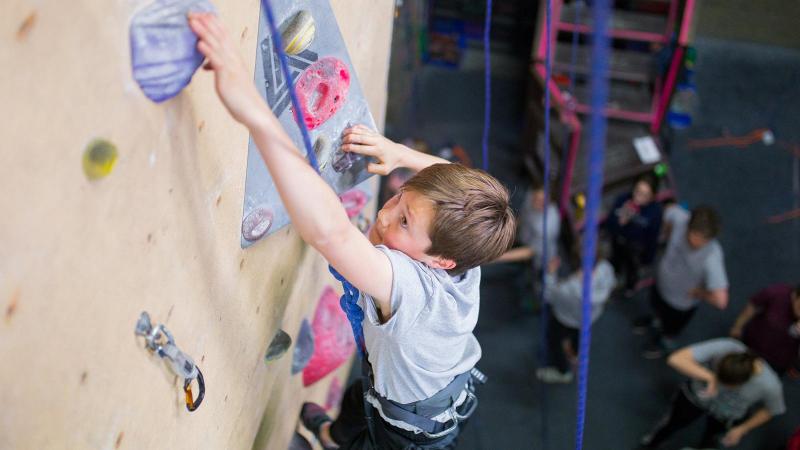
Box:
left=369, top=190, right=455, bottom=270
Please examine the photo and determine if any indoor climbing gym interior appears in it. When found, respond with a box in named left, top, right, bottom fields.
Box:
left=3, top=0, right=800, bottom=449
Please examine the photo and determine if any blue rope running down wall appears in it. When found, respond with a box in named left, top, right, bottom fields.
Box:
left=481, top=0, right=492, bottom=171
left=538, top=0, right=553, bottom=447
left=261, top=0, right=320, bottom=173
left=575, top=0, right=611, bottom=448
left=261, top=0, right=367, bottom=360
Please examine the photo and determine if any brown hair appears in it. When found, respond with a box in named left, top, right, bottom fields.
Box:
left=716, top=351, right=757, bottom=386
left=689, top=205, right=721, bottom=239
left=403, top=163, right=516, bottom=274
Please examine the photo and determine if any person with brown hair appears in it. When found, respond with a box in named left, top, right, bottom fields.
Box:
left=187, top=14, right=516, bottom=449
left=638, top=205, right=729, bottom=359
left=639, top=338, right=785, bottom=449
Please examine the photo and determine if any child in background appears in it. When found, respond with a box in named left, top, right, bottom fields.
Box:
left=536, top=244, right=615, bottom=383
left=639, top=338, right=785, bottom=449
left=495, top=181, right=561, bottom=310
left=606, top=173, right=662, bottom=295
left=188, top=14, right=516, bottom=449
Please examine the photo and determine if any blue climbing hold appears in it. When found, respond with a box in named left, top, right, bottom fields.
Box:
left=129, top=0, right=215, bottom=103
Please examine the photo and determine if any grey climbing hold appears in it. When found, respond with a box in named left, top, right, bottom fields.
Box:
left=242, top=206, right=273, bottom=241
left=291, top=319, right=314, bottom=375
left=265, top=329, right=292, bottom=362
left=288, top=432, right=313, bottom=450
left=313, top=136, right=333, bottom=171
left=129, top=0, right=216, bottom=103
left=280, top=10, right=315, bottom=55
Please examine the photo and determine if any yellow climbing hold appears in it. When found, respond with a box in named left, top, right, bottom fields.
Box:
left=82, top=139, right=118, bottom=180
left=281, top=10, right=315, bottom=55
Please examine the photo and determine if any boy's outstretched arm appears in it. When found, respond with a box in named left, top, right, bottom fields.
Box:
left=188, top=13, right=392, bottom=305
left=341, top=125, right=451, bottom=174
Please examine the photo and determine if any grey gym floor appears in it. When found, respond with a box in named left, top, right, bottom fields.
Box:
left=383, top=35, right=800, bottom=450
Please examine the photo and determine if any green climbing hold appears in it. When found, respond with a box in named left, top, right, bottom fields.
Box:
left=82, top=139, right=118, bottom=180
left=654, top=163, right=668, bottom=178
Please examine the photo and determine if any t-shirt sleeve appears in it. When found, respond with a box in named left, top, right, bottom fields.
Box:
left=664, top=204, right=687, bottom=227
left=361, top=246, right=430, bottom=336
left=762, top=381, right=786, bottom=416
left=703, top=244, right=728, bottom=291
left=690, top=338, right=746, bottom=364
left=749, top=284, right=784, bottom=308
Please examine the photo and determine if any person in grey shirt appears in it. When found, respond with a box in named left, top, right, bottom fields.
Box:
left=494, top=181, right=561, bottom=311
left=640, top=205, right=729, bottom=358
left=639, top=338, right=785, bottom=449
left=536, top=248, right=615, bottom=383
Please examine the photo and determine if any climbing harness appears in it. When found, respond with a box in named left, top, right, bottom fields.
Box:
left=135, top=311, right=205, bottom=412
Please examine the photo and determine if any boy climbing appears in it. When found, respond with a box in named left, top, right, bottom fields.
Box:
left=188, top=12, right=516, bottom=450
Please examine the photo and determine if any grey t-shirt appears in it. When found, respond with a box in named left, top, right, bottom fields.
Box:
left=688, top=338, right=785, bottom=421
left=545, top=260, right=616, bottom=329
left=656, top=206, right=728, bottom=310
left=359, top=246, right=482, bottom=404
left=519, top=198, right=560, bottom=264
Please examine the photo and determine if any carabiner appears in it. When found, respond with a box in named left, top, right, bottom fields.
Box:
left=184, top=367, right=205, bottom=412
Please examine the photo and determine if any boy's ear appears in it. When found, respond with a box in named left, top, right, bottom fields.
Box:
left=429, top=256, right=456, bottom=271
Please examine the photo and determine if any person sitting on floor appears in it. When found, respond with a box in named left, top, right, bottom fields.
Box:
left=637, top=204, right=729, bottom=359
left=730, top=283, right=800, bottom=375
left=535, top=243, right=615, bottom=384
left=639, top=338, right=785, bottom=450
left=606, top=173, right=663, bottom=296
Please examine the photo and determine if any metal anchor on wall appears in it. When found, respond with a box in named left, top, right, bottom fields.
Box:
left=135, top=311, right=205, bottom=412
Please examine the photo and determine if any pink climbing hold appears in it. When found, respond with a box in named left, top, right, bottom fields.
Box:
left=339, top=188, right=368, bottom=219
left=294, top=57, right=350, bottom=130
left=302, top=286, right=356, bottom=387
left=325, top=377, right=343, bottom=410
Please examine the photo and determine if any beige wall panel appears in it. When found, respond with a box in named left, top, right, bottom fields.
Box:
left=0, top=0, right=393, bottom=449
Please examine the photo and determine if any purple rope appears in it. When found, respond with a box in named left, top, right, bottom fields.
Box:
left=575, top=0, right=610, bottom=448
left=261, top=0, right=320, bottom=173
left=481, top=0, right=492, bottom=171
left=539, top=0, right=553, bottom=447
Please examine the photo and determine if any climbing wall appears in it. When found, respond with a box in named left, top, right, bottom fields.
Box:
left=0, top=1, right=394, bottom=449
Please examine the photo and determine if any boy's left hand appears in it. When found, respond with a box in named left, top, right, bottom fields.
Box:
left=721, top=426, right=746, bottom=447
left=341, top=125, right=405, bottom=175
left=188, top=13, right=267, bottom=128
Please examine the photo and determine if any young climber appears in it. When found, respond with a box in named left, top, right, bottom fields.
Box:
left=494, top=181, right=560, bottom=310
left=637, top=204, right=729, bottom=359
left=730, top=283, right=800, bottom=375
left=639, top=338, right=785, bottom=449
left=187, top=14, right=515, bottom=450
left=535, top=244, right=615, bottom=383
left=605, top=173, right=662, bottom=295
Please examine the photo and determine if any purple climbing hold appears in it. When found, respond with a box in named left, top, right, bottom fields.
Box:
left=129, top=0, right=216, bottom=103
left=242, top=206, right=273, bottom=241
left=291, top=319, right=314, bottom=375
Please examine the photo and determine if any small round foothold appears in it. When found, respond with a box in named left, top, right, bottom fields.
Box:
left=82, top=139, right=119, bottom=180
left=280, top=10, right=315, bottom=55
left=265, top=329, right=292, bottom=362
left=242, top=206, right=273, bottom=241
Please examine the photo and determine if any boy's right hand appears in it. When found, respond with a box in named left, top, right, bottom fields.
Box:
left=188, top=13, right=268, bottom=129
left=341, top=125, right=406, bottom=175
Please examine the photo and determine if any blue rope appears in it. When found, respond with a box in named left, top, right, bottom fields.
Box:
left=261, top=0, right=320, bottom=173
left=538, top=0, right=553, bottom=447
left=575, top=0, right=610, bottom=448
left=261, top=0, right=365, bottom=356
left=329, top=267, right=366, bottom=358
left=481, top=0, right=492, bottom=171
